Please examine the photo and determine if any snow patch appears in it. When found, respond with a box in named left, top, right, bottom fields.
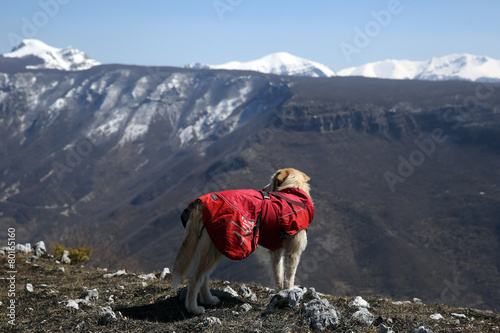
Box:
left=4, top=39, right=100, bottom=71
left=208, top=52, right=336, bottom=77
left=338, top=54, right=500, bottom=82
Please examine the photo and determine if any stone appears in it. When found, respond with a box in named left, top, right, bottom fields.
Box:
left=34, top=241, right=46, bottom=257
left=138, top=273, right=156, bottom=280
left=379, top=324, right=395, bottom=333
left=0, top=249, right=5, bottom=257
left=240, top=303, right=252, bottom=312
left=451, top=313, right=467, bottom=319
left=223, top=286, right=239, bottom=298
left=413, top=326, right=433, bottom=333
left=160, top=267, right=170, bottom=279
left=16, top=243, right=31, bottom=253
left=25, top=283, right=34, bottom=293
left=263, top=287, right=306, bottom=314
left=352, top=307, right=375, bottom=325
left=103, top=269, right=127, bottom=278
left=238, top=284, right=253, bottom=298
left=66, top=300, right=79, bottom=310
left=303, top=287, right=321, bottom=303
left=83, top=288, right=99, bottom=302
left=430, top=313, right=443, bottom=320
left=412, top=297, right=423, bottom=304
left=203, top=316, right=222, bottom=326
left=349, top=296, right=370, bottom=308
left=58, top=267, right=66, bottom=272
left=61, top=250, right=71, bottom=264
left=302, top=298, right=340, bottom=331
left=98, top=306, right=117, bottom=325
left=238, top=284, right=257, bottom=301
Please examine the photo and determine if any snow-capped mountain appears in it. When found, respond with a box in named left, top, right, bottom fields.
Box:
left=188, top=52, right=336, bottom=77
left=3, top=39, right=100, bottom=71
left=338, top=54, right=500, bottom=82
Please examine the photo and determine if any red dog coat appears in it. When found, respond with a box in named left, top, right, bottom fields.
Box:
left=181, top=188, right=314, bottom=261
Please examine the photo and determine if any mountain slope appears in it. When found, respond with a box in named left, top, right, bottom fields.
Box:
left=338, top=54, right=500, bottom=82
left=189, top=52, right=336, bottom=77
left=0, top=57, right=499, bottom=312
left=3, top=39, right=100, bottom=71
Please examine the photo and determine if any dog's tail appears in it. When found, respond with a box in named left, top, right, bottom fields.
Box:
left=172, top=202, right=204, bottom=293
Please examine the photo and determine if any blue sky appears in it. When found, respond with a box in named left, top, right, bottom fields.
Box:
left=1, top=0, right=500, bottom=71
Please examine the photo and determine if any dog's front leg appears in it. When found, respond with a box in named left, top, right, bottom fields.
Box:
left=283, top=230, right=308, bottom=290
left=270, top=248, right=284, bottom=291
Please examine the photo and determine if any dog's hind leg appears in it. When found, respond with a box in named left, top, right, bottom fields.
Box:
left=172, top=203, right=203, bottom=293
left=282, top=229, right=308, bottom=290
left=186, top=229, right=221, bottom=314
left=270, top=248, right=284, bottom=291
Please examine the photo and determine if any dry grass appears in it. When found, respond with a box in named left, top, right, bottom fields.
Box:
left=1, top=254, right=498, bottom=332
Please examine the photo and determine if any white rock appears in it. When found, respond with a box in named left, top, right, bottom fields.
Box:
left=103, top=269, right=127, bottom=278
left=203, top=317, right=222, bottom=326
left=61, top=250, right=71, bottom=264
left=379, top=324, right=395, bottom=333
left=98, top=306, right=117, bottom=325
left=83, top=288, right=99, bottom=302
left=413, top=326, right=434, bottom=333
left=138, top=273, right=156, bottom=280
left=352, top=307, right=375, bottom=325
left=223, top=286, right=239, bottom=298
left=160, top=267, right=170, bottom=279
left=349, top=296, right=370, bottom=308
left=240, top=303, right=252, bottom=312
left=25, top=283, right=34, bottom=292
left=66, top=300, right=79, bottom=309
left=16, top=243, right=31, bottom=253
left=34, top=241, right=46, bottom=257
left=451, top=313, right=467, bottom=319
left=430, top=313, right=444, bottom=320
left=58, top=267, right=66, bottom=272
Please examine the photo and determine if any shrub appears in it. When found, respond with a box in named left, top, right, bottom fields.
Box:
left=52, top=244, right=91, bottom=264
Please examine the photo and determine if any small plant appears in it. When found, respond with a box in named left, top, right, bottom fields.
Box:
left=52, top=244, right=91, bottom=264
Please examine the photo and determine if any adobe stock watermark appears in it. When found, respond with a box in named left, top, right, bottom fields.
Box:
left=51, top=131, right=105, bottom=182
left=5, top=228, right=17, bottom=326
left=295, top=233, right=338, bottom=284
left=177, top=107, right=290, bottom=214
left=212, top=0, right=244, bottom=21
left=7, top=0, right=71, bottom=47
left=384, top=82, right=496, bottom=193
left=339, top=0, right=411, bottom=64
left=438, top=272, right=467, bottom=306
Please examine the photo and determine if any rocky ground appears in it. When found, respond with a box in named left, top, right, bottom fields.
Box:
left=1, top=246, right=499, bottom=332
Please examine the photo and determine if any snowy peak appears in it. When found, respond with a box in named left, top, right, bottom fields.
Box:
left=4, top=39, right=100, bottom=71
left=338, top=54, right=500, bottom=82
left=193, top=52, right=336, bottom=77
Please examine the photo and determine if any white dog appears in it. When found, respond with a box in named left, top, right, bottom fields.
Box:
left=172, top=168, right=314, bottom=314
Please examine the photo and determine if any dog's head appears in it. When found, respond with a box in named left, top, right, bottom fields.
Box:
left=264, top=168, right=311, bottom=197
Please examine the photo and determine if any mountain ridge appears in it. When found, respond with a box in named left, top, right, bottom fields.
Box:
left=3, top=39, right=500, bottom=82
left=0, top=55, right=499, bottom=312
left=2, top=39, right=100, bottom=71
left=338, top=54, right=500, bottom=82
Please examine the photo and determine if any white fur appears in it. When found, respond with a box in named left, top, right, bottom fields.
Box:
left=171, top=168, right=312, bottom=314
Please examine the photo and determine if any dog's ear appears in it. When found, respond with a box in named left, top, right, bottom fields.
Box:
left=274, top=169, right=290, bottom=187
left=301, top=171, right=311, bottom=183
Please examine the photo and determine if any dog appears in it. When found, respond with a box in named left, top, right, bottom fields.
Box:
left=172, top=168, right=314, bottom=314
